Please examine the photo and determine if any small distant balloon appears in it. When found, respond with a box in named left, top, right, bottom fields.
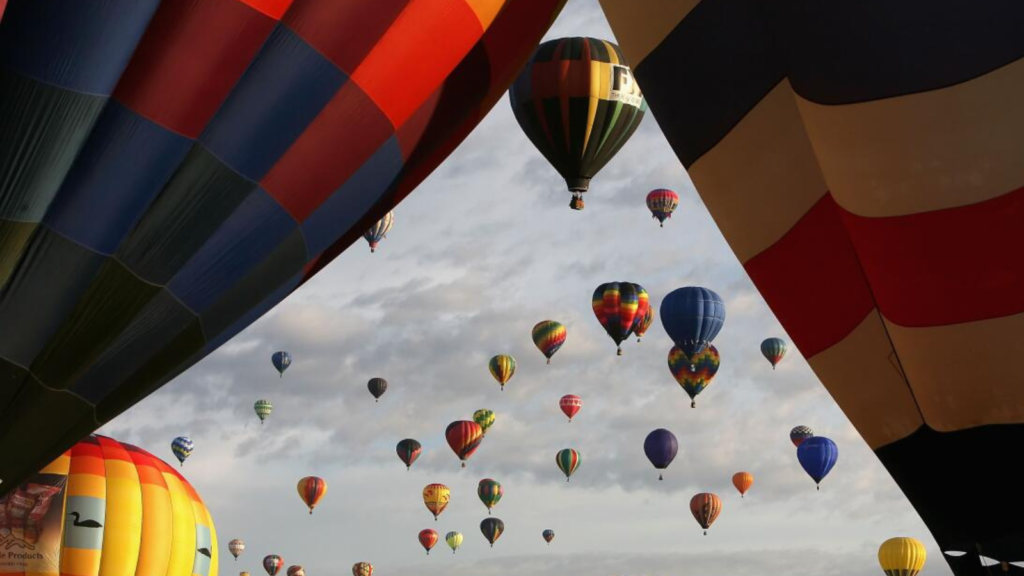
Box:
left=559, top=394, right=582, bottom=422
left=592, top=282, right=649, bottom=355
left=171, top=436, right=193, bottom=466
left=419, top=529, right=438, bottom=555
left=286, top=566, right=304, bottom=576
left=532, top=320, right=567, bottom=364
left=878, top=537, right=927, bottom=576
left=254, top=399, right=273, bottom=424
left=643, top=429, right=678, bottom=480
left=271, top=351, right=292, bottom=377
left=732, top=472, right=754, bottom=498
left=480, top=517, right=505, bottom=547
left=423, top=483, right=451, bottom=520
left=646, top=188, right=679, bottom=227
left=668, top=344, right=720, bottom=408
left=556, top=448, right=580, bottom=482
left=760, top=337, right=788, bottom=369
left=473, top=409, right=496, bottom=436
left=488, top=355, right=516, bottom=390
left=367, top=377, right=387, bottom=402
left=263, top=556, right=283, bottom=576
left=790, top=426, right=814, bottom=447
left=446, top=531, right=463, bottom=554
left=351, top=563, right=373, bottom=576
left=542, top=529, right=555, bottom=545
left=690, top=493, right=722, bottom=535
left=296, top=476, right=327, bottom=514
left=228, top=539, right=245, bottom=560
left=446, top=420, right=484, bottom=468
left=364, top=211, right=394, bottom=253
left=478, top=478, right=503, bottom=514
left=797, top=436, right=839, bottom=490
left=634, top=305, right=655, bottom=342
left=397, top=438, right=422, bottom=471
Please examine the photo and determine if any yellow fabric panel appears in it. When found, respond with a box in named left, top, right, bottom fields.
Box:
left=797, top=58, right=1024, bottom=218
left=98, top=459, right=143, bottom=576
left=598, top=0, right=697, bottom=67
left=806, top=310, right=924, bottom=450
left=688, top=80, right=828, bottom=263
left=463, top=0, right=503, bottom=29
left=62, top=550, right=102, bottom=576
left=164, top=473, right=197, bottom=576
left=204, top=505, right=219, bottom=576
left=39, top=453, right=71, bottom=475
left=885, top=312, right=1024, bottom=432
left=878, top=537, right=926, bottom=575
left=136, top=482, right=173, bottom=576
left=67, top=474, right=106, bottom=499
left=582, top=60, right=602, bottom=153
left=600, top=40, right=620, bottom=66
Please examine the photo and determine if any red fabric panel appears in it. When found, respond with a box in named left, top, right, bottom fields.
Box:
left=261, top=82, right=393, bottom=221
left=841, top=186, right=1024, bottom=328
left=284, top=0, right=411, bottom=75
left=114, top=0, right=279, bottom=138
left=68, top=440, right=104, bottom=475
left=95, top=436, right=132, bottom=463
left=351, top=0, right=483, bottom=128
left=744, top=194, right=876, bottom=358
left=238, top=0, right=294, bottom=19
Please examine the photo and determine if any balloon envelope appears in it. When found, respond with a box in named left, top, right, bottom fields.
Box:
left=488, top=355, right=516, bottom=389
left=643, top=429, right=678, bottom=479
left=422, top=483, right=451, bottom=520
left=790, top=426, right=814, bottom=447
left=445, top=531, right=463, bottom=552
left=264, top=556, right=283, bottom=576
left=732, top=472, right=754, bottom=497
left=532, top=320, right=567, bottom=363
left=477, top=478, right=503, bottom=512
left=272, top=352, right=292, bottom=376
left=367, top=377, right=387, bottom=401
left=363, top=211, right=394, bottom=252
left=592, top=282, right=649, bottom=354
left=689, top=493, right=722, bottom=534
left=171, top=436, right=193, bottom=465
left=418, top=529, right=438, bottom=554
left=229, top=538, right=245, bottom=560
left=480, top=517, right=505, bottom=547
left=445, top=420, right=484, bottom=467
left=646, top=189, right=679, bottom=225
left=559, top=394, right=582, bottom=422
left=0, top=0, right=567, bottom=493
left=543, top=529, right=555, bottom=543
left=296, top=476, right=327, bottom=513
left=667, top=344, right=720, bottom=407
left=760, top=337, right=788, bottom=369
left=556, top=448, right=581, bottom=481
left=797, top=436, right=839, bottom=487
left=878, top=537, right=927, bottom=576
left=473, top=409, right=496, bottom=436
left=660, top=287, right=726, bottom=357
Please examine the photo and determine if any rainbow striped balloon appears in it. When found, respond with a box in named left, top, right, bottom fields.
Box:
left=668, top=344, right=721, bottom=408
left=531, top=320, right=567, bottom=364
left=646, top=188, right=679, bottom=226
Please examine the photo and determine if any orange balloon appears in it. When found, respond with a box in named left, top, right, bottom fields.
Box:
left=296, top=476, right=327, bottom=514
left=732, top=472, right=754, bottom=498
left=690, top=493, right=722, bottom=535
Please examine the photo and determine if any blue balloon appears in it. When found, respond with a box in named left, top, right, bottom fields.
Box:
left=797, top=436, right=838, bottom=489
left=643, top=428, right=678, bottom=480
left=171, top=436, right=193, bottom=466
left=659, top=287, right=725, bottom=357
left=271, top=351, right=292, bottom=377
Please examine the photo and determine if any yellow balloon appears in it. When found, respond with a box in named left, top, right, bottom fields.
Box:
left=878, top=537, right=926, bottom=576
left=422, top=483, right=451, bottom=520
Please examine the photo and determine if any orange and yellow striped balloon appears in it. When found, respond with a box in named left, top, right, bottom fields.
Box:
left=532, top=321, right=567, bottom=364
left=488, top=355, right=516, bottom=390
left=0, top=434, right=217, bottom=576
left=296, top=476, right=327, bottom=514
left=732, top=472, right=754, bottom=498
left=422, top=484, right=451, bottom=520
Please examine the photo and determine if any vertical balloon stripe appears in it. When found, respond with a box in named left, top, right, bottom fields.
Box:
left=62, top=439, right=106, bottom=576
left=127, top=446, right=174, bottom=576
left=96, top=437, right=143, bottom=576
left=160, top=462, right=198, bottom=576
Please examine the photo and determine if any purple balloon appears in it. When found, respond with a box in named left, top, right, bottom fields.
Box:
left=643, top=429, right=678, bottom=480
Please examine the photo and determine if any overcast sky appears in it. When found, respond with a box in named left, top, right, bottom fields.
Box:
left=100, top=1, right=948, bottom=575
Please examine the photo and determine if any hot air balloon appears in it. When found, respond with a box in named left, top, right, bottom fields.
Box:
left=556, top=448, right=580, bottom=482
left=367, top=377, right=387, bottom=402
left=0, top=0, right=567, bottom=496
left=879, top=537, right=927, bottom=576
left=254, top=399, right=273, bottom=424
left=473, top=409, right=496, bottom=436
left=363, top=211, right=394, bottom=253
left=264, top=556, right=283, bottom=576
left=690, top=493, right=722, bottom=536
left=397, top=439, right=422, bottom=471
left=635, top=305, right=655, bottom=342
left=643, top=429, right=678, bottom=480
left=592, top=282, right=649, bottom=355
left=488, top=355, right=516, bottom=391
left=646, top=189, right=679, bottom=227
left=660, top=287, right=726, bottom=358
left=797, top=437, right=839, bottom=490
left=419, top=529, right=438, bottom=555
left=667, top=344, right=720, bottom=408
left=510, top=37, right=646, bottom=210
left=286, top=566, right=304, bottom=576
left=599, top=3, right=1023, bottom=570
left=446, top=420, right=484, bottom=468
left=760, top=338, right=788, bottom=369
left=296, top=476, right=327, bottom=514
left=790, top=426, right=814, bottom=448
left=272, top=352, right=292, bottom=378
left=478, top=478, right=503, bottom=514
left=559, top=394, right=582, bottom=422
left=351, top=563, right=372, bottom=576
left=445, top=531, right=463, bottom=554
left=532, top=320, right=567, bottom=364
left=229, top=539, right=245, bottom=561
left=480, top=518, right=505, bottom=547
left=422, top=483, right=450, bottom=521
left=543, top=529, right=555, bottom=544
left=0, top=435, right=217, bottom=576
left=242, top=572, right=250, bottom=576
left=171, top=436, right=193, bottom=466
left=732, top=472, right=754, bottom=498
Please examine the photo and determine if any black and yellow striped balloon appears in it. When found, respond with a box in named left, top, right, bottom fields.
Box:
left=510, top=37, right=646, bottom=209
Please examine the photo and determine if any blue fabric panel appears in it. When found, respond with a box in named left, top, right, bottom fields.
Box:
left=301, top=136, right=403, bottom=255
left=202, top=271, right=301, bottom=355
left=167, top=188, right=296, bottom=313
left=201, top=25, right=346, bottom=181
left=0, top=0, right=161, bottom=93
left=43, top=102, right=191, bottom=254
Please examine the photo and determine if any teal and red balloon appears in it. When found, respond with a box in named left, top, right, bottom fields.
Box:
left=761, top=337, right=788, bottom=369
